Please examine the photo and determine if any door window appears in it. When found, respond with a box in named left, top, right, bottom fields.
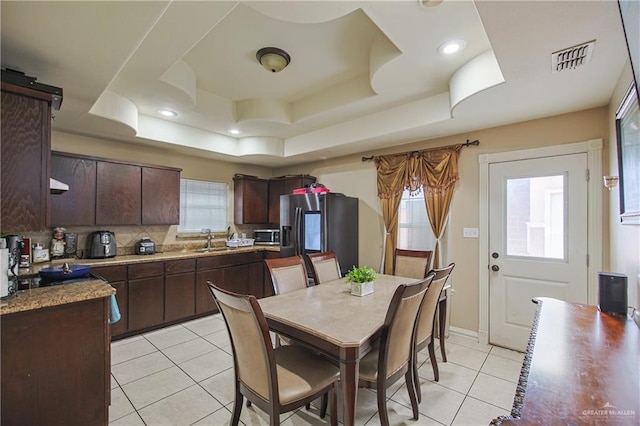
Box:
left=505, top=174, right=565, bottom=259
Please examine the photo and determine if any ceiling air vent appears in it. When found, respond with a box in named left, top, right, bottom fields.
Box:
left=551, top=40, right=595, bottom=73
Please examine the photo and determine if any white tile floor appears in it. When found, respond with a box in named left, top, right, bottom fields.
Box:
left=109, top=315, right=522, bottom=426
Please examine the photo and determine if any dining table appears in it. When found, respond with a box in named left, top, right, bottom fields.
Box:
left=257, top=274, right=420, bottom=426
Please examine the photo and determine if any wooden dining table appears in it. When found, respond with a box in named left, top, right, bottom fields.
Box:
left=257, top=274, right=419, bottom=426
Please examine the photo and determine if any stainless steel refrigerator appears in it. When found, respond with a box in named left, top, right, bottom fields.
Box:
left=280, top=192, right=358, bottom=276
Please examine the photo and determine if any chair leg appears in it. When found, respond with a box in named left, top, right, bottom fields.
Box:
left=439, top=298, right=448, bottom=362
left=405, top=369, right=420, bottom=420
left=413, top=349, right=422, bottom=403
left=231, top=388, right=243, bottom=426
left=376, top=382, right=390, bottom=426
left=320, top=393, right=328, bottom=418
left=329, top=384, right=338, bottom=426
left=428, top=338, right=439, bottom=382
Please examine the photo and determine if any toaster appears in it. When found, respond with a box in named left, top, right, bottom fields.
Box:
left=135, top=238, right=156, bottom=255
left=87, top=231, right=117, bottom=259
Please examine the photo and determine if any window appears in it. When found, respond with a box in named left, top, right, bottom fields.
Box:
left=178, top=179, right=228, bottom=232
left=397, top=188, right=436, bottom=250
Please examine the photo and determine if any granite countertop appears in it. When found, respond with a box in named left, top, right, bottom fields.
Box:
left=0, top=279, right=115, bottom=315
left=18, top=245, right=280, bottom=277
left=3, top=245, right=278, bottom=316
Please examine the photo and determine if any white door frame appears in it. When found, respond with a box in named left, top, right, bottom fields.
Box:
left=478, top=139, right=603, bottom=345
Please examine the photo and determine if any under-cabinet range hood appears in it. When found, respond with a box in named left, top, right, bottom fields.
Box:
left=50, top=178, right=69, bottom=194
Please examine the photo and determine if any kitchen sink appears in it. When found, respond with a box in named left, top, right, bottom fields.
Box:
left=192, top=247, right=230, bottom=253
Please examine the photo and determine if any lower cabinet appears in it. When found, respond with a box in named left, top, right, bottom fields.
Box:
left=1, top=297, right=110, bottom=425
left=165, top=259, right=196, bottom=322
left=93, top=265, right=128, bottom=337
left=128, top=262, right=165, bottom=330
left=100, top=251, right=274, bottom=339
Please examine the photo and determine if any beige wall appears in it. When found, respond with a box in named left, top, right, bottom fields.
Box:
left=607, top=62, right=640, bottom=309
left=276, top=107, right=609, bottom=333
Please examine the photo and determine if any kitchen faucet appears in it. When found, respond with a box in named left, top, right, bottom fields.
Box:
left=203, top=228, right=212, bottom=249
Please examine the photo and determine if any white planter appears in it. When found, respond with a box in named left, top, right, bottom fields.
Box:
left=350, top=281, right=375, bottom=297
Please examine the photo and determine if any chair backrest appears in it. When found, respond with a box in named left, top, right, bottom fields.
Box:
left=265, top=255, right=310, bottom=295
left=306, top=251, right=342, bottom=284
left=378, top=273, right=434, bottom=379
left=394, top=249, right=433, bottom=279
left=207, top=282, right=276, bottom=402
left=415, top=262, right=455, bottom=345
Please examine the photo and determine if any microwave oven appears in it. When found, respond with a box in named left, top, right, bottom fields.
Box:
left=254, top=229, right=279, bottom=245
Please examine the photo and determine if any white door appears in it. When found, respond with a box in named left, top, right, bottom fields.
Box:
left=489, top=153, right=588, bottom=350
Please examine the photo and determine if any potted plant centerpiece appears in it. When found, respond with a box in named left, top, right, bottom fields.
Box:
left=346, top=265, right=377, bottom=296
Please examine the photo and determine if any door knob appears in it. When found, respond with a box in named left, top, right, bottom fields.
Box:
left=492, top=252, right=499, bottom=259
left=491, top=265, right=500, bottom=272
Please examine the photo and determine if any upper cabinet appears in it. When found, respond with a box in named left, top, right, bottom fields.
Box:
left=234, top=175, right=269, bottom=224
left=96, top=162, right=142, bottom=225
left=142, top=167, right=180, bottom=225
left=234, top=174, right=316, bottom=225
left=50, top=154, right=96, bottom=226
left=50, top=152, right=181, bottom=226
left=1, top=82, right=52, bottom=232
left=268, top=175, right=316, bottom=224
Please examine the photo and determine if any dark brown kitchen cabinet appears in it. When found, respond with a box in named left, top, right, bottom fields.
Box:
left=267, top=175, right=316, bottom=224
left=263, top=251, right=281, bottom=298
left=128, top=262, right=164, bottom=330
left=1, top=82, right=52, bottom=232
left=234, top=175, right=269, bottom=224
left=1, top=297, right=110, bottom=425
left=50, top=152, right=96, bottom=226
left=93, top=265, right=128, bottom=336
left=142, top=167, right=180, bottom=225
left=96, top=161, right=142, bottom=225
left=249, top=260, right=266, bottom=298
left=196, top=269, right=223, bottom=314
left=50, top=152, right=182, bottom=226
left=165, top=259, right=196, bottom=322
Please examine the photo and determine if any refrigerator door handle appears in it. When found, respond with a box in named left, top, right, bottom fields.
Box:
left=293, top=207, right=302, bottom=256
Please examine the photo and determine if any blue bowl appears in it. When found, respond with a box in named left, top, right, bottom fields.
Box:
left=38, top=264, right=91, bottom=282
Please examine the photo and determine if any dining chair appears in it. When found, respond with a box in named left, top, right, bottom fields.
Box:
left=207, top=282, right=339, bottom=426
left=265, top=255, right=310, bottom=295
left=413, top=262, right=455, bottom=402
left=306, top=251, right=342, bottom=284
left=358, top=273, right=435, bottom=426
left=394, top=249, right=433, bottom=279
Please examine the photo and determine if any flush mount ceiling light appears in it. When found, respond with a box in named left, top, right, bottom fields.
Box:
left=437, top=39, right=467, bottom=56
left=228, top=128, right=241, bottom=135
left=157, top=108, right=177, bottom=117
left=256, top=47, right=290, bottom=73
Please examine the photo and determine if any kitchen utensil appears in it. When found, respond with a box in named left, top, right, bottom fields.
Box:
left=87, top=231, right=116, bottom=259
left=135, top=238, right=155, bottom=255
left=38, top=263, right=91, bottom=282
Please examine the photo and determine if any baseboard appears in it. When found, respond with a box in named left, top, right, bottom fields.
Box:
left=448, top=326, right=479, bottom=340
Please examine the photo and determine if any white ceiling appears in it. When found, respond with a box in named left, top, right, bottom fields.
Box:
left=0, top=1, right=628, bottom=167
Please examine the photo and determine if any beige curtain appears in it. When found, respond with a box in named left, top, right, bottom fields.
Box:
left=374, top=153, right=410, bottom=274
left=374, top=145, right=462, bottom=273
left=420, top=145, right=462, bottom=268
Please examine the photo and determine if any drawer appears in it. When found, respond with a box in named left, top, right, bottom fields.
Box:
left=92, top=265, right=127, bottom=282
left=197, top=252, right=260, bottom=271
left=128, top=261, right=164, bottom=280
left=165, top=258, right=196, bottom=275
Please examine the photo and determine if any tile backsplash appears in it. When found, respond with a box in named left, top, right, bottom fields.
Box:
left=16, top=223, right=264, bottom=259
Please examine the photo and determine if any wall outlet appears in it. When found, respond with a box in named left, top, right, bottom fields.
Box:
left=463, top=227, right=479, bottom=238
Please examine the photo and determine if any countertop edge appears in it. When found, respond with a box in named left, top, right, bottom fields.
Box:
left=1, top=280, right=115, bottom=315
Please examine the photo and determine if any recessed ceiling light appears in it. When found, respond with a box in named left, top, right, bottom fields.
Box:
left=228, top=128, right=241, bottom=135
left=157, top=109, right=177, bottom=117
left=438, top=39, right=467, bottom=56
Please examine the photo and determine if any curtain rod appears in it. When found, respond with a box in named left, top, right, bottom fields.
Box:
left=361, top=139, right=479, bottom=162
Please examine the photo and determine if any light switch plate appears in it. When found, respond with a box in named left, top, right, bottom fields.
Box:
left=463, top=227, right=479, bottom=238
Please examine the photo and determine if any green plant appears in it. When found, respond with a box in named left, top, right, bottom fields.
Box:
left=345, top=265, right=377, bottom=284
